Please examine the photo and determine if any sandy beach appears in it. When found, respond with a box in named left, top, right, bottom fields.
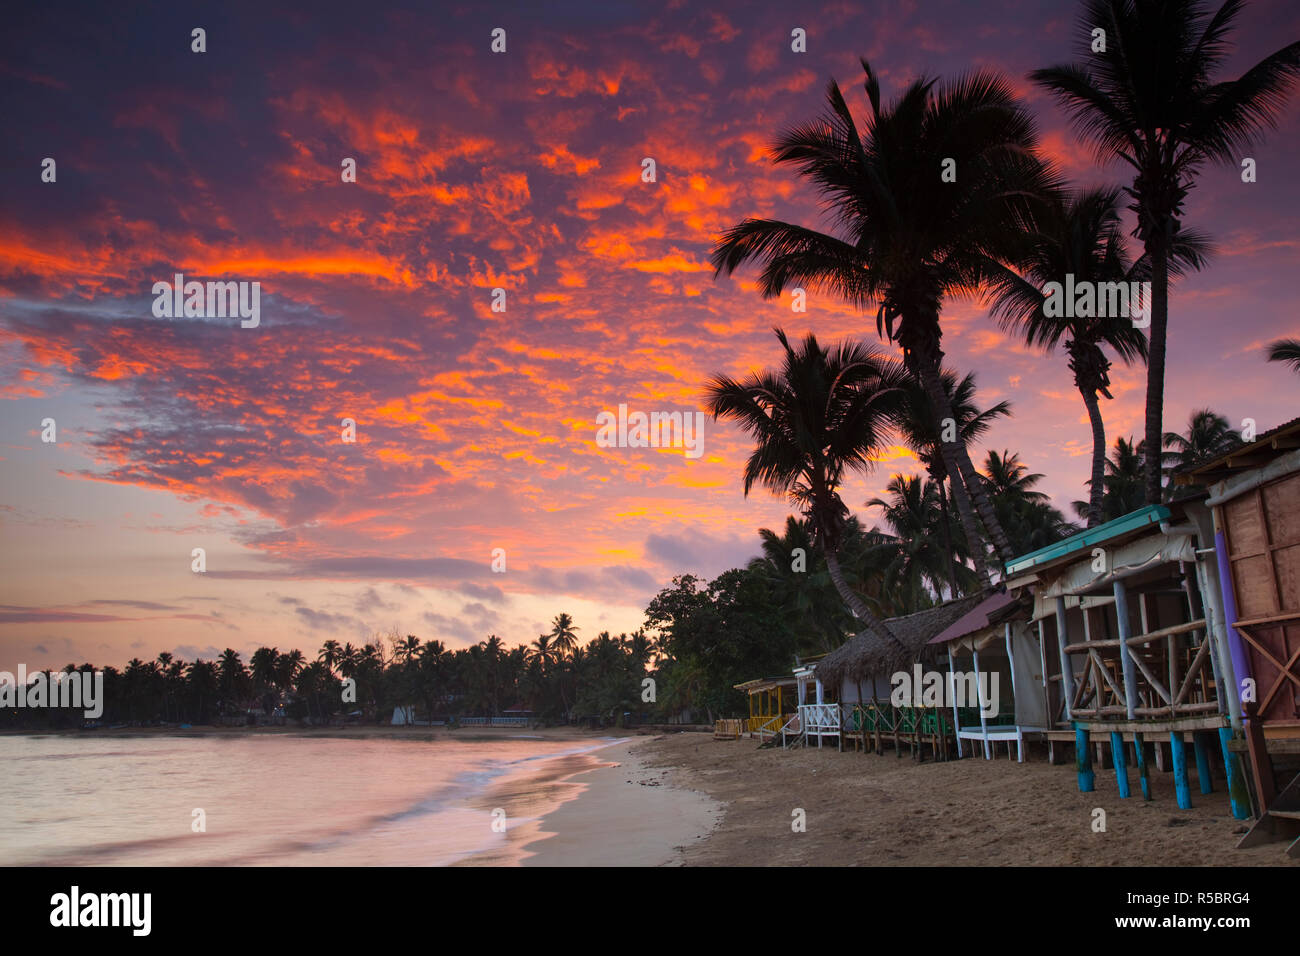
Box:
left=618, top=733, right=1296, bottom=866
left=461, top=736, right=721, bottom=866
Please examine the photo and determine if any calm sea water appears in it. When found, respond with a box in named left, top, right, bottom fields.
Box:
left=0, top=734, right=615, bottom=866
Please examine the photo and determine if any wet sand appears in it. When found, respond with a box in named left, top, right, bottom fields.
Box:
left=461, top=737, right=721, bottom=866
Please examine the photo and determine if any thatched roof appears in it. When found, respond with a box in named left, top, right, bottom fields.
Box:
left=814, top=591, right=992, bottom=689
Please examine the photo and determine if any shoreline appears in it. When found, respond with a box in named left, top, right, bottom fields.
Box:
left=459, top=736, right=722, bottom=866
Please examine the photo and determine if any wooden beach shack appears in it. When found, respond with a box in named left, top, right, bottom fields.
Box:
left=1004, top=500, right=1249, bottom=817
left=926, top=589, right=1049, bottom=762
left=1177, top=417, right=1300, bottom=854
left=814, top=592, right=990, bottom=758
left=732, top=676, right=797, bottom=741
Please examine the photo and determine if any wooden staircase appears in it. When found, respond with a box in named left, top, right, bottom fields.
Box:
left=1237, top=771, right=1300, bottom=859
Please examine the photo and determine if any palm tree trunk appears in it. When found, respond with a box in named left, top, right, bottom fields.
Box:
left=824, top=551, right=905, bottom=652
left=938, top=481, right=959, bottom=598
left=1143, top=238, right=1168, bottom=505
left=1082, top=386, right=1108, bottom=528
left=916, top=357, right=1009, bottom=572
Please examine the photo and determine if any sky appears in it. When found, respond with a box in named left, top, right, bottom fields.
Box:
left=2, top=0, right=1298, bottom=671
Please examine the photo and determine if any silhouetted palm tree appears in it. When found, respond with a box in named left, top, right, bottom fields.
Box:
left=1073, top=436, right=1147, bottom=523
left=1032, top=0, right=1300, bottom=504
left=984, top=187, right=1161, bottom=527
left=898, top=370, right=1010, bottom=583
left=706, top=328, right=909, bottom=649
left=1162, top=408, right=1243, bottom=496
left=713, top=59, right=1059, bottom=569
left=1266, top=338, right=1300, bottom=375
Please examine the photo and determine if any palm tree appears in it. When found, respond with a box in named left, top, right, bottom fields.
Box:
left=898, top=369, right=1010, bottom=583
left=981, top=450, right=1077, bottom=555
left=1266, top=338, right=1300, bottom=375
left=317, top=639, right=342, bottom=677
left=1161, top=408, right=1243, bottom=495
left=748, top=516, right=858, bottom=654
left=865, top=475, right=959, bottom=603
left=984, top=187, right=1159, bottom=527
left=705, top=327, right=909, bottom=649
left=712, top=59, right=1058, bottom=570
left=216, top=648, right=249, bottom=716
left=1032, top=0, right=1300, bottom=505
left=547, top=614, right=580, bottom=659
left=1072, top=436, right=1147, bottom=523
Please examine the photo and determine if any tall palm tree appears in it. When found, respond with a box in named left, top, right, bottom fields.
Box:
left=712, top=59, right=1058, bottom=571
left=1266, top=338, right=1300, bottom=375
left=984, top=187, right=1159, bottom=527
left=547, top=614, right=580, bottom=660
left=1032, top=0, right=1300, bottom=505
left=705, top=327, right=910, bottom=649
left=898, top=369, right=1010, bottom=583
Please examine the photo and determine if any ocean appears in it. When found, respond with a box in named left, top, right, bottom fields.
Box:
left=0, top=733, right=619, bottom=866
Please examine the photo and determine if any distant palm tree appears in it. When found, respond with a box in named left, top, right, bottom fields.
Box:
left=866, top=475, right=959, bottom=603
left=548, top=614, right=580, bottom=659
left=982, top=450, right=1076, bottom=555
left=1162, top=408, right=1243, bottom=495
left=1032, top=0, right=1300, bottom=505
left=317, top=639, right=342, bottom=677
left=712, top=59, right=1058, bottom=569
left=1073, top=436, right=1147, bottom=523
left=706, top=328, right=909, bottom=650
left=1266, top=338, right=1300, bottom=375
left=898, top=370, right=1010, bottom=583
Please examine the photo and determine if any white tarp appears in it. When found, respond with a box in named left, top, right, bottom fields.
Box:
left=1010, top=622, right=1048, bottom=728
left=1033, top=530, right=1196, bottom=607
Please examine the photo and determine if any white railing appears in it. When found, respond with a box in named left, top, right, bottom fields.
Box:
left=799, top=703, right=841, bottom=749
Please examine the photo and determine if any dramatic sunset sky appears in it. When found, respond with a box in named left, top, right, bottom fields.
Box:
left=2, top=0, right=1297, bottom=670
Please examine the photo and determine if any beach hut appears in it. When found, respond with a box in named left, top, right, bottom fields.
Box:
left=732, top=676, right=797, bottom=740
left=927, top=589, right=1048, bottom=762
left=814, top=592, right=991, bottom=757
left=1177, top=417, right=1300, bottom=853
left=1004, top=499, right=1248, bottom=817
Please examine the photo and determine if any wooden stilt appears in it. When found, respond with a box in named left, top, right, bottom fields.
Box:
left=1218, top=727, right=1250, bottom=820
left=1155, top=740, right=1168, bottom=773
left=1111, top=731, right=1130, bottom=798
left=1243, top=702, right=1276, bottom=814
left=1193, top=731, right=1214, bottom=795
left=1170, top=731, right=1192, bottom=809
left=1134, top=732, right=1151, bottom=801
left=1076, top=726, right=1095, bottom=792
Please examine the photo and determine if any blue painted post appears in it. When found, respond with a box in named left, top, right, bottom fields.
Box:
left=1170, top=731, right=1191, bottom=809
left=1134, top=732, right=1151, bottom=801
left=1076, top=724, right=1094, bottom=792
left=1110, top=731, right=1130, bottom=798
left=1218, top=727, right=1249, bottom=820
left=1193, top=732, right=1214, bottom=795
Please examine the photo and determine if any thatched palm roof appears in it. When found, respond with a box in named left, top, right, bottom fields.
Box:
left=815, top=591, right=992, bottom=689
